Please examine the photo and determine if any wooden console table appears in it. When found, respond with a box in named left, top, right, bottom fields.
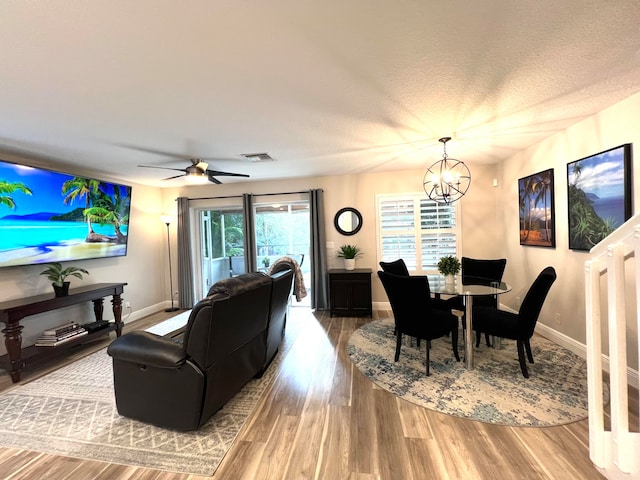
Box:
left=0, top=282, right=127, bottom=383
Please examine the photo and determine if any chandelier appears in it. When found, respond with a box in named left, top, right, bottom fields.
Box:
left=423, top=136, right=471, bottom=204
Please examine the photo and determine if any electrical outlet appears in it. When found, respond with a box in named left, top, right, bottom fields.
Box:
left=125, top=301, right=131, bottom=309
left=516, top=296, right=521, bottom=308
left=554, top=313, right=561, bottom=325
left=174, top=291, right=178, bottom=298
left=326, top=241, right=334, bottom=249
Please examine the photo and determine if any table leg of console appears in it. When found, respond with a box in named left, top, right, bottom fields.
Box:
left=2, top=320, right=24, bottom=383
left=112, top=294, right=123, bottom=337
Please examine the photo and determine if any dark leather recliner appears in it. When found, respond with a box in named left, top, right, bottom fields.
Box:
left=260, top=269, right=294, bottom=375
left=107, top=269, right=293, bottom=431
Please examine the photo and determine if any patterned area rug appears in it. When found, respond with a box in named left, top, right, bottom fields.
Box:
left=0, top=308, right=307, bottom=475
left=347, top=318, right=604, bottom=427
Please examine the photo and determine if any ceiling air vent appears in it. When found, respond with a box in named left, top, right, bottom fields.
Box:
left=241, top=152, right=275, bottom=163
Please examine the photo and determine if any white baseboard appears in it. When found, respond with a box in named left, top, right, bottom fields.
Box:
left=117, top=302, right=168, bottom=325
left=374, top=302, right=640, bottom=389
left=535, top=321, right=639, bottom=390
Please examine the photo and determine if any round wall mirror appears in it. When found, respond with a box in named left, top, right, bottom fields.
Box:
left=334, top=207, right=363, bottom=236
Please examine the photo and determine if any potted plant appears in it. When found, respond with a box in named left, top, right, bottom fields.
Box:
left=262, top=257, right=270, bottom=268
left=337, top=244, right=362, bottom=270
left=40, top=262, right=89, bottom=297
left=437, top=255, right=460, bottom=285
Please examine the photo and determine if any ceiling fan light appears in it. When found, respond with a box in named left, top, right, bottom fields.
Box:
left=185, top=174, right=208, bottom=184
left=184, top=165, right=208, bottom=183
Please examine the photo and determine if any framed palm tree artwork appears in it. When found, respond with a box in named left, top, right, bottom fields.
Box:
left=567, top=144, right=632, bottom=251
left=518, top=168, right=555, bottom=248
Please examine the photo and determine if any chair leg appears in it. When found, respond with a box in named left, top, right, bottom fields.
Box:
left=395, top=333, right=402, bottom=362
left=425, top=340, right=430, bottom=376
left=451, top=328, right=460, bottom=362
left=524, top=339, right=534, bottom=363
left=517, top=340, right=529, bottom=378
left=475, top=331, right=492, bottom=348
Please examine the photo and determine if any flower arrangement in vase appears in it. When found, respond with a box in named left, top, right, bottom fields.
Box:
left=337, top=244, right=362, bottom=270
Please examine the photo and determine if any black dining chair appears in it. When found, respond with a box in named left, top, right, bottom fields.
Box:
left=445, top=257, right=507, bottom=347
left=379, top=259, right=410, bottom=276
left=472, top=266, right=557, bottom=378
left=378, top=271, right=460, bottom=375
left=379, top=258, right=451, bottom=316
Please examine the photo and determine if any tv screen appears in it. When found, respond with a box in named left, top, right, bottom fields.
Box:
left=0, top=159, right=132, bottom=267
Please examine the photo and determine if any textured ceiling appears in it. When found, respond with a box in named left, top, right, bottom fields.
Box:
left=0, top=1, right=639, bottom=187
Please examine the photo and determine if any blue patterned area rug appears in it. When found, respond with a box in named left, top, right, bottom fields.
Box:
left=347, top=318, right=603, bottom=427
left=0, top=307, right=309, bottom=476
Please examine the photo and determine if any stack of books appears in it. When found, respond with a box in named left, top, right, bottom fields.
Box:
left=35, top=322, right=88, bottom=347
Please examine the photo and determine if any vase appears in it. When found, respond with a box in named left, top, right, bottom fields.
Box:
left=444, top=274, right=454, bottom=286
left=53, top=282, right=70, bottom=297
left=344, top=258, right=356, bottom=271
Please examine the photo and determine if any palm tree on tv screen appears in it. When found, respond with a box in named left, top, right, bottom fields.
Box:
left=0, top=180, right=32, bottom=210
left=62, top=177, right=102, bottom=239
left=84, top=186, right=130, bottom=243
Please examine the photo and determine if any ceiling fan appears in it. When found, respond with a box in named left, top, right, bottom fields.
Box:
left=124, top=143, right=250, bottom=184
left=138, top=158, right=250, bottom=184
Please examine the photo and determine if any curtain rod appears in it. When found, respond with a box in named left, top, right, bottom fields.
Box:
left=183, top=190, right=318, bottom=201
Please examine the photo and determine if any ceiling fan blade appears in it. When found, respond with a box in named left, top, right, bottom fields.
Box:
left=207, top=174, right=223, bottom=184
left=206, top=170, right=250, bottom=178
left=162, top=174, right=187, bottom=181
left=138, top=165, right=187, bottom=173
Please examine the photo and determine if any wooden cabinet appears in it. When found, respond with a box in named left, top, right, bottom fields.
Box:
left=328, top=268, right=372, bottom=317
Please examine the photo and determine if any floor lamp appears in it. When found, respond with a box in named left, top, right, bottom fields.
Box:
left=161, top=215, right=179, bottom=312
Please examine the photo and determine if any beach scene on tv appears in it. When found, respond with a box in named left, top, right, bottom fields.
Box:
left=0, top=160, right=131, bottom=268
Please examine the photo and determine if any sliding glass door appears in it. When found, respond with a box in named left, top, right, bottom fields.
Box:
left=254, top=201, right=309, bottom=273
left=194, top=198, right=311, bottom=302
left=198, top=206, right=245, bottom=298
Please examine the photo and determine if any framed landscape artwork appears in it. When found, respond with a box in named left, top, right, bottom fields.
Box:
left=567, top=144, right=632, bottom=251
left=518, top=168, right=555, bottom=248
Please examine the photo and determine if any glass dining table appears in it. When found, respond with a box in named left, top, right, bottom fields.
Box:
left=430, top=276, right=512, bottom=369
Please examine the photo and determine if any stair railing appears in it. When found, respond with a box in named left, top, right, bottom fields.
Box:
left=585, top=213, right=640, bottom=478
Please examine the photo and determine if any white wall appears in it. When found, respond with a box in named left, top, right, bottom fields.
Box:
left=498, top=91, right=640, bottom=368
left=158, top=163, right=498, bottom=307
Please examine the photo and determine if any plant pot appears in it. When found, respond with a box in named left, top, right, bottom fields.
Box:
left=444, top=274, right=455, bottom=286
left=53, top=282, right=70, bottom=297
left=344, top=258, right=356, bottom=271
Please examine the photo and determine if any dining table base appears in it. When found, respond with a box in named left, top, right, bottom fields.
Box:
left=464, top=296, right=475, bottom=369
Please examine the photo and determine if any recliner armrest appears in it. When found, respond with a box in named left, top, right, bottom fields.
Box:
left=107, top=331, right=187, bottom=368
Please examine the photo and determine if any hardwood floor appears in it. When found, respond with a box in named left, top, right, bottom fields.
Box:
left=0, top=307, right=626, bottom=479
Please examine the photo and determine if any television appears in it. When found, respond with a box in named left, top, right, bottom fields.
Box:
left=0, top=159, right=132, bottom=268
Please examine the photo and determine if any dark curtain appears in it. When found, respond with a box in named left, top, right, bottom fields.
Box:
left=243, top=194, right=257, bottom=272
left=177, top=197, right=195, bottom=308
left=310, top=189, right=328, bottom=310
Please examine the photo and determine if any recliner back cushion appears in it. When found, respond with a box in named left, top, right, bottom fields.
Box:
left=265, top=269, right=294, bottom=362
left=184, top=273, right=272, bottom=369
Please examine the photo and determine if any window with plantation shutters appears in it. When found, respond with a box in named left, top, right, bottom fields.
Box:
left=376, top=193, right=460, bottom=274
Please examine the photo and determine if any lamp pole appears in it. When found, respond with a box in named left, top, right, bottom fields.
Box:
left=162, top=216, right=179, bottom=312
